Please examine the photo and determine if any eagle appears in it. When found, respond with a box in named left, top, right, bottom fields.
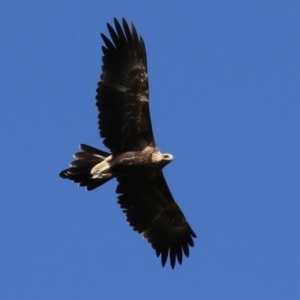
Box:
left=59, top=18, right=196, bottom=268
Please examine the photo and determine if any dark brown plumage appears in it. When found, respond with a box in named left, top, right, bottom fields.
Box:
left=59, top=18, right=196, bottom=268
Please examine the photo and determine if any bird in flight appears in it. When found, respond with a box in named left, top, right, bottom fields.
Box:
left=59, top=18, right=196, bottom=268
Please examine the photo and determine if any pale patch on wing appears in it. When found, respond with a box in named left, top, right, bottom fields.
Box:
left=139, top=94, right=149, bottom=102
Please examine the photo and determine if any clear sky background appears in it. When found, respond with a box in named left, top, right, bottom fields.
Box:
left=1, top=1, right=299, bottom=299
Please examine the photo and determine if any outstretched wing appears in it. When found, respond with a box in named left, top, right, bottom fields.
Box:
left=96, top=18, right=154, bottom=154
left=116, top=172, right=196, bottom=268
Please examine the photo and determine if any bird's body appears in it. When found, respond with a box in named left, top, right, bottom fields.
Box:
left=59, top=18, right=196, bottom=268
left=90, top=148, right=172, bottom=181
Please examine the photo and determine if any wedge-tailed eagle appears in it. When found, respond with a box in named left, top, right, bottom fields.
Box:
left=59, top=18, right=196, bottom=268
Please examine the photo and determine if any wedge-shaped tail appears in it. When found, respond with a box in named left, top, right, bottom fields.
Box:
left=59, top=144, right=112, bottom=191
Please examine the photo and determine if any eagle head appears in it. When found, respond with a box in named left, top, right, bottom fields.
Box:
left=162, top=153, right=173, bottom=166
left=151, top=152, right=173, bottom=167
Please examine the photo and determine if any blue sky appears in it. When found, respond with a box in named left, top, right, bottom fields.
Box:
left=1, top=1, right=299, bottom=299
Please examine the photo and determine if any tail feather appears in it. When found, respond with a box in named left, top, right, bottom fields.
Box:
left=59, top=144, right=112, bottom=191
